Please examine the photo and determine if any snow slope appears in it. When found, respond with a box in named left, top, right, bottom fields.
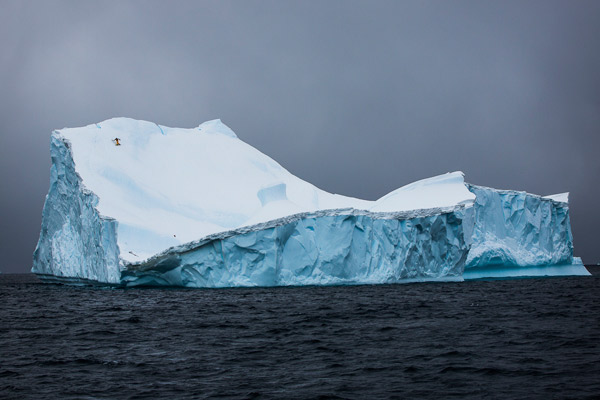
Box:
left=37, top=118, right=474, bottom=264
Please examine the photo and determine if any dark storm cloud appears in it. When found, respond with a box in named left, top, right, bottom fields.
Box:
left=1, top=0, right=599, bottom=272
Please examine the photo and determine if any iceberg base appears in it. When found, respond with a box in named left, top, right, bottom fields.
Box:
left=35, top=273, right=120, bottom=287
left=463, top=263, right=591, bottom=280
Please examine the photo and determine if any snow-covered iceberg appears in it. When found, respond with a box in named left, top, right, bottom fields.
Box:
left=32, top=118, right=589, bottom=286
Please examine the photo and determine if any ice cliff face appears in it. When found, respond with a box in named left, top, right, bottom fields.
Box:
left=466, top=185, right=573, bottom=268
left=32, top=118, right=588, bottom=286
left=122, top=207, right=471, bottom=287
left=33, top=135, right=121, bottom=284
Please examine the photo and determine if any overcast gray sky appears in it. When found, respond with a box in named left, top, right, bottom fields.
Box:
left=1, top=0, right=599, bottom=273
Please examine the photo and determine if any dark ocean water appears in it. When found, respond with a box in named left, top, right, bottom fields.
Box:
left=1, top=272, right=599, bottom=400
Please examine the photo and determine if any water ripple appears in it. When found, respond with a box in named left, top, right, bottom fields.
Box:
left=0, top=273, right=599, bottom=399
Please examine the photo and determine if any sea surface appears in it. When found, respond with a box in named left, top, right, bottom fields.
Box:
left=1, top=271, right=599, bottom=399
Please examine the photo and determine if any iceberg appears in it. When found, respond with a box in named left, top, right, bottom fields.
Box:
left=32, top=118, right=589, bottom=287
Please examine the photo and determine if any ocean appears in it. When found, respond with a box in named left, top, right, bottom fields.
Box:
left=1, top=271, right=599, bottom=399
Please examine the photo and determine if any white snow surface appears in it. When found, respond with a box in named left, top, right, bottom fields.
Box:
left=543, top=192, right=569, bottom=203
left=57, top=118, right=475, bottom=263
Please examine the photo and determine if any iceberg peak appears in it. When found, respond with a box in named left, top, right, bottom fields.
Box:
left=370, top=171, right=475, bottom=212
left=197, top=119, right=237, bottom=138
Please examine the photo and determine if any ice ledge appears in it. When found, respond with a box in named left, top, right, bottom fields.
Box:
left=466, top=183, right=570, bottom=206
left=543, top=192, right=569, bottom=204
left=125, top=203, right=472, bottom=270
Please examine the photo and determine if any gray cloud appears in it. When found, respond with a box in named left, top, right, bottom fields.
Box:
left=1, top=0, right=599, bottom=272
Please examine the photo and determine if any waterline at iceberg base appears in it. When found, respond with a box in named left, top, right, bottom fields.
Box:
left=33, top=118, right=589, bottom=287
